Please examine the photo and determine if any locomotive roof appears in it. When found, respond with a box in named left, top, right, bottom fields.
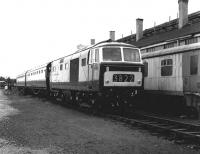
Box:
left=16, top=40, right=138, bottom=77
left=117, top=11, right=200, bottom=48
left=50, top=40, right=138, bottom=63
left=93, top=41, right=137, bottom=48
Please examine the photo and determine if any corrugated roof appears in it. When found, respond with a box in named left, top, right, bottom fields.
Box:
left=118, top=11, right=200, bottom=48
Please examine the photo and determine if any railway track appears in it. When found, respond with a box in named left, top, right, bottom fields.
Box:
left=104, top=112, right=200, bottom=144
left=52, top=97, right=200, bottom=145
left=10, top=90, right=200, bottom=146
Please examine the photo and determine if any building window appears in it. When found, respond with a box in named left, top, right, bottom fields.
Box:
left=60, top=64, right=63, bottom=71
left=144, top=61, right=148, bottom=77
left=81, top=58, right=86, bottom=66
left=190, top=55, right=198, bottom=75
left=161, top=59, right=173, bottom=76
left=41, top=70, right=43, bottom=73
left=146, top=47, right=155, bottom=53
left=185, top=37, right=198, bottom=45
left=164, top=42, right=177, bottom=49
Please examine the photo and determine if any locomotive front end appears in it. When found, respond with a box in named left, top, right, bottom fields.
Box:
left=89, top=42, right=144, bottom=110
left=96, top=43, right=144, bottom=98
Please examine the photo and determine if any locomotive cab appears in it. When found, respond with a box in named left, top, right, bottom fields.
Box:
left=88, top=42, right=144, bottom=94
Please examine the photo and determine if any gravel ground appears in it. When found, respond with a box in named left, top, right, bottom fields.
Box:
left=0, top=89, right=199, bottom=154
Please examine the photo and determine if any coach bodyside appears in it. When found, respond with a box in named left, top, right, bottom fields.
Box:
left=182, top=47, right=200, bottom=94
left=142, top=43, right=200, bottom=117
left=143, top=43, right=200, bottom=96
left=143, top=53, right=183, bottom=95
left=26, top=65, right=47, bottom=90
left=16, top=72, right=27, bottom=88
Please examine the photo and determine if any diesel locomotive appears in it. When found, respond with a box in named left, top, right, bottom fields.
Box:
left=16, top=40, right=144, bottom=110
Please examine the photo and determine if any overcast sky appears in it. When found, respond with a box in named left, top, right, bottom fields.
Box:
left=0, top=0, right=199, bottom=78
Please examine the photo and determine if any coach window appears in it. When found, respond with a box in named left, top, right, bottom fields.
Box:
left=82, top=58, right=86, bottom=66
left=190, top=55, right=198, bottom=75
left=143, top=61, right=148, bottom=77
left=161, top=59, right=173, bottom=76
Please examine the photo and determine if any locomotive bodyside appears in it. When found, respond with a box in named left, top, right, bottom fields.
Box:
left=49, top=49, right=90, bottom=91
left=48, top=42, right=143, bottom=93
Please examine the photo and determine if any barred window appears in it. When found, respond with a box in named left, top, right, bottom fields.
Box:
left=161, top=59, right=173, bottom=76
left=190, top=55, right=198, bottom=75
left=185, top=37, right=198, bottom=45
left=164, top=42, right=176, bottom=49
left=146, top=47, right=155, bottom=53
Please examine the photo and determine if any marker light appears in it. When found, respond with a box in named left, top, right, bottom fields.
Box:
left=137, top=80, right=141, bottom=85
left=105, top=80, right=109, bottom=84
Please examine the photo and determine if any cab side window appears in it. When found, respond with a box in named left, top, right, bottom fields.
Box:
left=95, top=49, right=99, bottom=63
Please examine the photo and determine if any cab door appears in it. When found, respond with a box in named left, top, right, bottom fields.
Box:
left=88, top=49, right=94, bottom=82
left=88, top=49, right=100, bottom=81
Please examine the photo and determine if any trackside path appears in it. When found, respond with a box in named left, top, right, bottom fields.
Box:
left=0, top=90, right=199, bottom=154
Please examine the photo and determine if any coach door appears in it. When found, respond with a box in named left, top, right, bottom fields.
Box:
left=70, top=58, right=79, bottom=82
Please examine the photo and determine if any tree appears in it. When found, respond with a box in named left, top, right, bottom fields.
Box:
left=0, top=76, right=6, bottom=81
